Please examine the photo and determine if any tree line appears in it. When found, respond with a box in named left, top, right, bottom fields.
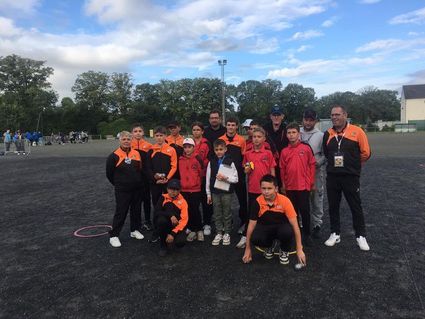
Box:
left=0, top=54, right=401, bottom=135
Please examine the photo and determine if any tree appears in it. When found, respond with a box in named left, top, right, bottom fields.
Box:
left=279, top=83, right=316, bottom=122
left=109, top=72, right=133, bottom=117
left=72, top=71, right=110, bottom=111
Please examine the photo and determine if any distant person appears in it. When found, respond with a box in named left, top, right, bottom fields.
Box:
left=279, top=123, right=316, bottom=246
left=242, top=175, right=306, bottom=267
left=153, top=179, right=189, bottom=256
left=206, top=139, right=238, bottom=246
left=203, top=109, right=226, bottom=146
left=106, top=131, right=144, bottom=248
left=166, top=120, right=184, bottom=158
left=245, top=120, right=273, bottom=154
left=131, top=123, right=153, bottom=231
left=13, top=130, right=26, bottom=155
left=300, top=109, right=326, bottom=238
left=323, top=105, right=371, bottom=251
left=3, top=130, right=12, bottom=152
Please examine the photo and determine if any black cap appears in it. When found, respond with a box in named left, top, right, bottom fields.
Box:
left=303, top=109, right=317, bottom=120
left=167, top=179, right=181, bottom=190
left=167, top=120, right=180, bottom=128
left=270, top=105, right=283, bottom=115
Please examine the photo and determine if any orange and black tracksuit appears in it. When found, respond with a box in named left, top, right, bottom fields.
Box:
left=249, top=193, right=297, bottom=252
left=146, top=143, right=178, bottom=207
left=154, top=193, right=188, bottom=249
left=220, top=133, right=248, bottom=228
left=323, top=123, right=371, bottom=237
left=131, top=138, right=152, bottom=225
left=106, top=147, right=142, bottom=237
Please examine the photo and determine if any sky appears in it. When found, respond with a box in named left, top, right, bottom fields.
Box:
left=1, top=0, right=425, bottom=100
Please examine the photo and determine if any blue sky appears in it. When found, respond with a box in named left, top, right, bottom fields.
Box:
left=1, top=0, right=425, bottom=99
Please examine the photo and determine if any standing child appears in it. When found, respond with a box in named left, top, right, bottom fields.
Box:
left=206, top=139, right=238, bottom=246
left=279, top=123, right=316, bottom=246
left=241, top=127, right=277, bottom=248
left=179, top=138, right=204, bottom=242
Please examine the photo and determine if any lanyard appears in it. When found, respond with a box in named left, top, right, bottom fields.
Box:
left=218, top=155, right=225, bottom=166
left=334, top=123, right=349, bottom=151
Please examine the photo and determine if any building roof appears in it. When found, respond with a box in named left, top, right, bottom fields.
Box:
left=402, top=84, right=425, bottom=99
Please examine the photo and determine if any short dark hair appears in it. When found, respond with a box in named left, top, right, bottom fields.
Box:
left=209, top=109, right=221, bottom=117
left=286, top=122, right=300, bottom=132
left=331, top=104, right=347, bottom=113
left=250, top=120, right=259, bottom=126
left=226, top=117, right=239, bottom=125
left=260, top=174, right=278, bottom=186
left=213, top=138, right=227, bottom=148
left=191, top=121, right=204, bottom=130
left=132, top=123, right=143, bottom=130
left=154, top=126, right=167, bottom=134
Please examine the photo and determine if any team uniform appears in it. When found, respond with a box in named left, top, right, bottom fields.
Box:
left=203, top=125, right=226, bottom=146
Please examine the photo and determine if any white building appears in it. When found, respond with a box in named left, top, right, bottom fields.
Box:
left=401, top=84, right=425, bottom=129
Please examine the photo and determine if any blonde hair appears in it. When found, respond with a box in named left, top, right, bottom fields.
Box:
left=119, top=131, right=132, bottom=139
left=252, top=127, right=266, bottom=136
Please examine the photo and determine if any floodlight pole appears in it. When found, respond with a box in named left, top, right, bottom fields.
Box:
left=218, top=59, right=227, bottom=124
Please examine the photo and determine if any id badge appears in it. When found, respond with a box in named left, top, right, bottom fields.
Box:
left=334, top=153, right=344, bottom=168
left=125, top=157, right=132, bottom=164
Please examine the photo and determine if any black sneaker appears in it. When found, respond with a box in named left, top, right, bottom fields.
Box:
left=279, top=250, right=289, bottom=265
left=312, top=225, right=321, bottom=239
left=264, top=247, right=274, bottom=260
left=148, top=232, right=160, bottom=243
left=141, top=223, right=153, bottom=231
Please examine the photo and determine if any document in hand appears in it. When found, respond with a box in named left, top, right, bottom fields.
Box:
left=214, top=164, right=233, bottom=191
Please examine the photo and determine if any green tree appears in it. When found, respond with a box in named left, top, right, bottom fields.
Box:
left=279, top=83, right=316, bottom=122
left=72, top=71, right=110, bottom=111
left=109, top=72, right=133, bottom=117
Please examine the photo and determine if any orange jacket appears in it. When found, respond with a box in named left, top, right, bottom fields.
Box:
left=155, top=193, right=189, bottom=235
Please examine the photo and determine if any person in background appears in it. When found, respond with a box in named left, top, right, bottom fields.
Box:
left=203, top=109, right=226, bottom=146
left=166, top=120, right=184, bottom=158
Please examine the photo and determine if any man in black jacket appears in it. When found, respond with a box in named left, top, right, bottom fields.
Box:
left=203, top=109, right=226, bottom=146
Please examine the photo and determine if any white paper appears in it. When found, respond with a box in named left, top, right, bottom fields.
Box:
left=214, top=164, right=233, bottom=191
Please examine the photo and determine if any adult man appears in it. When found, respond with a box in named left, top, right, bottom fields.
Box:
left=203, top=109, right=226, bottom=146
left=323, top=105, right=371, bottom=251
left=242, top=174, right=306, bottom=266
left=300, top=109, right=326, bottom=238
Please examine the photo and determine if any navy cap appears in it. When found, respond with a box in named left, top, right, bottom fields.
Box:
left=167, top=179, right=181, bottom=190
left=303, top=109, right=317, bottom=120
left=270, top=105, right=284, bottom=115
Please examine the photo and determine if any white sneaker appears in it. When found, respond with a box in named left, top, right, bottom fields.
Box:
left=356, top=236, right=370, bottom=251
left=203, top=225, right=211, bottom=236
left=109, top=237, right=121, bottom=247
left=212, top=233, right=223, bottom=246
left=324, top=233, right=341, bottom=247
left=185, top=228, right=192, bottom=235
left=236, top=236, right=247, bottom=249
left=222, top=233, right=231, bottom=245
left=186, top=231, right=197, bottom=242
left=130, top=230, right=144, bottom=240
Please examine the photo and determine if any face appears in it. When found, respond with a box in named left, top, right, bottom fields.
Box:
left=169, top=126, right=180, bottom=136
left=244, top=126, right=252, bottom=137
left=154, top=133, right=165, bottom=144
left=302, top=118, right=317, bottom=131
left=183, top=144, right=195, bottom=156
left=214, top=145, right=227, bottom=158
left=286, top=128, right=300, bottom=143
left=119, top=135, right=132, bottom=148
left=226, top=121, right=238, bottom=135
left=331, top=106, right=348, bottom=129
left=260, top=181, right=278, bottom=200
left=167, top=188, right=180, bottom=198
left=209, top=113, right=221, bottom=127
left=252, top=131, right=265, bottom=147
left=270, top=113, right=284, bottom=125
left=132, top=127, right=143, bottom=140
left=192, top=125, right=203, bottom=139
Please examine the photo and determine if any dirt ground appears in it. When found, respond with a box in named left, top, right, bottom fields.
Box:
left=1, top=132, right=424, bottom=318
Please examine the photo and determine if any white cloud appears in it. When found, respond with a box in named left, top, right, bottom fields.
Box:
left=290, top=30, right=324, bottom=41
left=356, top=38, right=425, bottom=53
left=389, top=7, right=425, bottom=25
left=359, top=0, right=381, bottom=4
left=249, top=38, right=279, bottom=54
left=297, top=45, right=312, bottom=52
left=0, top=0, right=40, bottom=14
left=321, top=16, right=338, bottom=28
left=0, top=17, right=22, bottom=36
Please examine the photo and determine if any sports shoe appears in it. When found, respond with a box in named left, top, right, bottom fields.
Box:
left=222, top=233, right=231, bottom=245
left=130, top=230, right=144, bottom=240
left=312, top=225, right=321, bottom=239
left=109, top=237, right=121, bottom=248
left=148, top=232, right=160, bottom=243
left=185, top=228, right=192, bottom=235
left=141, top=223, right=153, bottom=231
left=187, top=231, right=197, bottom=242
left=356, top=236, right=370, bottom=251
left=264, top=247, right=274, bottom=259
left=203, top=225, right=211, bottom=236
left=212, top=233, right=223, bottom=246
left=279, top=250, right=289, bottom=265
left=324, top=233, right=341, bottom=247
left=236, top=236, right=247, bottom=249
left=237, top=224, right=245, bottom=235
left=197, top=231, right=204, bottom=242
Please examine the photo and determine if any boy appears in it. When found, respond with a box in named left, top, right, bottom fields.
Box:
left=166, top=120, right=184, bottom=157
left=146, top=126, right=178, bottom=207
left=106, top=131, right=144, bottom=248
left=206, top=139, right=238, bottom=246
left=241, top=127, right=277, bottom=248
left=279, top=123, right=316, bottom=246
left=153, top=179, right=188, bottom=256
left=242, top=175, right=306, bottom=266
left=131, top=123, right=153, bottom=230
left=179, top=138, right=204, bottom=242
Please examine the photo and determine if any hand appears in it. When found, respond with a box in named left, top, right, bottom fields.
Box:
left=244, top=166, right=252, bottom=174
left=154, top=173, right=162, bottom=180
left=242, top=248, right=252, bottom=264
left=216, top=173, right=227, bottom=181
left=207, top=195, right=212, bottom=204
left=166, top=234, right=174, bottom=244
left=157, top=178, right=168, bottom=184
left=170, top=216, right=178, bottom=226
left=296, top=249, right=306, bottom=266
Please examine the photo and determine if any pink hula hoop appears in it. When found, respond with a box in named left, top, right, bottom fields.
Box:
left=73, top=225, right=112, bottom=238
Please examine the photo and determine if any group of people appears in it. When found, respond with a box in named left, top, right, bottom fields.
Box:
left=2, top=129, right=42, bottom=155
left=106, top=104, right=371, bottom=267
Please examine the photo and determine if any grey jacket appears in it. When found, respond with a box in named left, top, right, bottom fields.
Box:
left=300, top=127, right=326, bottom=167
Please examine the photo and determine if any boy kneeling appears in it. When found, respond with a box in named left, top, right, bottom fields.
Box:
left=154, top=179, right=188, bottom=256
left=242, top=175, right=306, bottom=266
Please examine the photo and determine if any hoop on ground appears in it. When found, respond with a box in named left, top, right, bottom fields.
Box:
left=74, top=225, right=112, bottom=238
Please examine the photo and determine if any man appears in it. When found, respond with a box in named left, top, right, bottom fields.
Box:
left=300, top=109, right=326, bottom=238
left=323, top=105, right=371, bottom=251
left=203, top=109, right=226, bottom=146
left=242, top=174, right=306, bottom=266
